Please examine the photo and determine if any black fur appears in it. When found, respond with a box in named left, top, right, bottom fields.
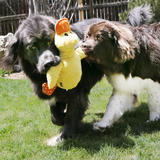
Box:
left=3, top=15, right=104, bottom=141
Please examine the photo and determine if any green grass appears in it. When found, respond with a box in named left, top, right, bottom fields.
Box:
left=1, top=77, right=160, bottom=160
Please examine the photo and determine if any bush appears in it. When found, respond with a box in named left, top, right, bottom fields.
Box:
left=0, top=68, right=12, bottom=77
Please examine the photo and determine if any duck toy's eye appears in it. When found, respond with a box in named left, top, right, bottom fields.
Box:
left=64, top=33, right=68, bottom=36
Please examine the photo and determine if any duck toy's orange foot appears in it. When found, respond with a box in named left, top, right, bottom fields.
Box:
left=42, top=83, right=57, bottom=95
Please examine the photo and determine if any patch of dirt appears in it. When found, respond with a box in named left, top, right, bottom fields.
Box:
left=4, top=71, right=27, bottom=80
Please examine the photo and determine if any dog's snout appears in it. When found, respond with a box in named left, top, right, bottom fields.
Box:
left=81, top=42, right=93, bottom=55
left=37, top=50, right=61, bottom=74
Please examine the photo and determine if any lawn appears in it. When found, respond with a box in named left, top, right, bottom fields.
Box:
left=1, top=77, right=160, bottom=160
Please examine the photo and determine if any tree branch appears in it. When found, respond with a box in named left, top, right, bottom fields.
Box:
left=69, top=1, right=78, bottom=22
left=27, top=0, right=78, bottom=21
left=62, top=0, right=71, bottom=18
left=3, top=0, right=22, bottom=22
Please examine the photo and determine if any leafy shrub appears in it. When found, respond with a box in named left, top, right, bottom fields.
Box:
left=0, top=68, right=12, bottom=77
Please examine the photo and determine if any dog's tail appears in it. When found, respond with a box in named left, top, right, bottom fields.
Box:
left=126, top=5, right=153, bottom=27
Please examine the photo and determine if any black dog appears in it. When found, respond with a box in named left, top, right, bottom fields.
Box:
left=3, top=5, right=152, bottom=145
left=3, top=15, right=104, bottom=143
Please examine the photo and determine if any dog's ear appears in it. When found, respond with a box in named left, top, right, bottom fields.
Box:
left=47, top=19, right=56, bottom=40
left=109, top=24, right=137, bottom=63
left=48, top=23, right=55, bottom=31
left=3, top=36, right=19, bottom=67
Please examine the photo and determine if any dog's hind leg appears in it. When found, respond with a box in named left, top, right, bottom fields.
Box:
left=146, top=80, right=160, bottom=121
left=93, top=92, right=136, bottom=132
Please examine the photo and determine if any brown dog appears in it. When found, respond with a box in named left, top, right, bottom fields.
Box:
left=82, top=20, right=160, bottom=132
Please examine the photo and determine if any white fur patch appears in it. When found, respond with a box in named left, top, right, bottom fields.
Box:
left=44, top=135, right=62, bottom=146
left=107, top=74, right=149, bottom=94
left=93, top=74, right=160, bottom=132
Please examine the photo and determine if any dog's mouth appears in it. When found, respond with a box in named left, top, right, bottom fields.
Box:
left=37, top=60, right=60, bottom=74
left=85, top=54, right=101, bottom=63
left=81, top=46, right=101, bottom=63
left=81, top=47, right=91, bottom=54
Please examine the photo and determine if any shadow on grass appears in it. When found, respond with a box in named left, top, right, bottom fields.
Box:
left=58, top=102, right=160, bottom=154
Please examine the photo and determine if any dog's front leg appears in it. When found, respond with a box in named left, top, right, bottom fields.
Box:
left=58, top=91, right=89, bottom=140
left=45, top=92, right=88, bottom=146
left=50, top=101, right=66, bottom=126
left=93, top=91, right=135, bottom=132
left=146, top=80, right=160, bottom=122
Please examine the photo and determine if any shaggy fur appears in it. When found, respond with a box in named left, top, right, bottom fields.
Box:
left=3, top=5, right=152, bottom=145
left=126, top=5, right=152, bottom=26
left=82, top=17, right=160, bottom=132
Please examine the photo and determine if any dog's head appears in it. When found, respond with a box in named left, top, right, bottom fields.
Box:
left=3, top=15, right=61, bottom=74
left=82, top=21, right=137, bottom=64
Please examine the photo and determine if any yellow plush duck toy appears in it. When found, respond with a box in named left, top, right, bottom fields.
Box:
left=42, top=18, right=87, bottom=95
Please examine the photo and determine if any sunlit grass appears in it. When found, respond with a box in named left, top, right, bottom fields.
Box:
left=1, top=77, right=160, bottom=160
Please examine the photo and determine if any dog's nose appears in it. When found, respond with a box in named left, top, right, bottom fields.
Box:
left=82, top=43, right=91, bottom=49
left=44, top=61, right=55, bottom=70
left=44, top=58, right=60, bottom=70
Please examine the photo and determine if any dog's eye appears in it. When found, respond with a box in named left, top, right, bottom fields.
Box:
left=86, top=34, right=91, bottom=39
left=64, top=33, right=68, bottom=36
left=48, top=41, right=52, bottom=45
left=97, top=37, right=103, bottom=41
left=31, top=46, right=37, bottom=50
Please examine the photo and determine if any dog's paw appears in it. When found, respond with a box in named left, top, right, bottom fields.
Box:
left=44, top=135, right=63, bottom=146
left=147, top=117, right=159, bottom=123
left=149, top=112, right=160, bottom=122
left=93, top=122, right=107, bottom=132
left=93, top=120, right=113, bottom=132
